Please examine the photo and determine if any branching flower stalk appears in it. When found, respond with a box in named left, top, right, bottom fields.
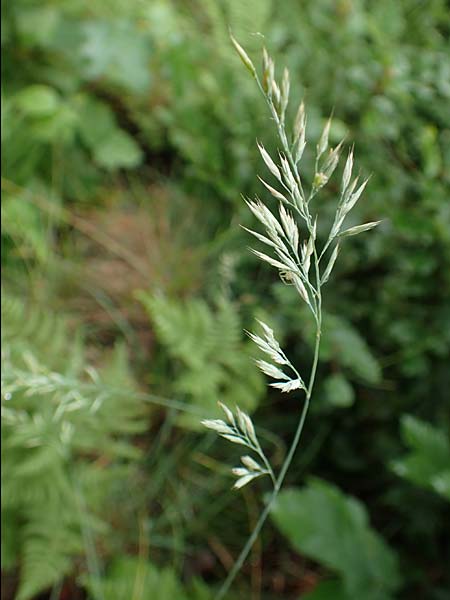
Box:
left=202, top=37, right=381, bottom=599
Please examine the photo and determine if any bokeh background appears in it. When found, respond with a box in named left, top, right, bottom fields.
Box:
left=2, top=1, right=450, bottom=599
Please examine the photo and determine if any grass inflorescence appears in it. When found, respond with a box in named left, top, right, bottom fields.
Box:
left=203, top=35, right=381, bottom=599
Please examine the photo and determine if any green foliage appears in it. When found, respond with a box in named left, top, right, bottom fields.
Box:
left=271, top=479, right=401, bottom=600
left=2, top=0, right=150, bottom=216
left=12, top=511, right=83, bottom=600
left=138, top=293, right=264, bottom=427
left=320, top=313, right=382, bottom=385
left=199, top=0, right=272, bottom=57
left=2, top=196, right=49, bottom=264
left=80, top=20, right=151, bottom=93
left=275, top=282, right=383, bottom=379
left=323, top=373, right=355, bottom=408
left=77, top=97, right=143, bottom=170
left=2, top=0, right=450, bottom=597
left=2, top=294, right=147, bottom=599
left=82, top=556, right=212, bottom=600
left=391, top=415, right=450, bottom=501
left=274, top=285, right=382, bottom=410
left=301, top=580, right=351, bottom=600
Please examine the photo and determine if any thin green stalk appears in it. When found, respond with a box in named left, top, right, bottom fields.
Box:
left=216, top=318, right=321, bottom=599
left=216, top=489, right=274, bottom=600
left=254, top=444, right=277, bottom=487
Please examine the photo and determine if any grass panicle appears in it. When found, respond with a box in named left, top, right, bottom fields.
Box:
left=202, top=38, right=380, bottom=599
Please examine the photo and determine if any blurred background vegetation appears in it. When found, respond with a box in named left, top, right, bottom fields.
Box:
left=2, top=1, right=450, bottom=599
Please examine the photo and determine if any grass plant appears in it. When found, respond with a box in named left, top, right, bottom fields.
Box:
left=202, top=37, right=381, bottom=598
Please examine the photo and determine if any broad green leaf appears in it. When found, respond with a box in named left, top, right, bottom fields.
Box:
left=77, top=97, right=117, bottom=149
left=93, top=129, right=143, bottom=170
left=323, top=373, right=355, bottom=408
left=15, top=85, right=60, bottom=117
left=15, top=6, right=60, bottom=48
left=391, top=415, right=450, bottom=501
left=271, top=479, right=401, bottom=600
left=29, top=104, right=78, bottom=143
left=431, top=472, right=450, bottom=500
left=80, top=21, right=152, bottom=93
left=76, top=96, right=143, bottom=169
left=401, top=415, right=449, bottom=456
left=322, top=314, right=382, bottom=384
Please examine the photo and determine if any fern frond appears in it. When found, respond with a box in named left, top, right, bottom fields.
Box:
left=138, top=292, right=264, bottom=427
left=392, top=415, right=450, bottom=501
left=2, top=292, right=148, bottom=598
left=16, top=509, right=83, bottom=600
left=2, top=293, right=84, bottom=376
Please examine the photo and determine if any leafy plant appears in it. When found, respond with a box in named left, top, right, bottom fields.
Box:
left=391, top=415, right=450, bottom=502
left=138, top=293, right=264, bottom=427
left=1, top=294, right=147, bottom=599
left=271, top=479, right=401, bottom=600
left=271, top=283, right=383, bottom=411
left=202, top=39, right=381, bottom=597
left=1, top=0, right=148, bottom=211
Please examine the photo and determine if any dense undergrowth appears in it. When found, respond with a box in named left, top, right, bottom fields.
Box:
left=2, top=1, right=450, bottom=599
